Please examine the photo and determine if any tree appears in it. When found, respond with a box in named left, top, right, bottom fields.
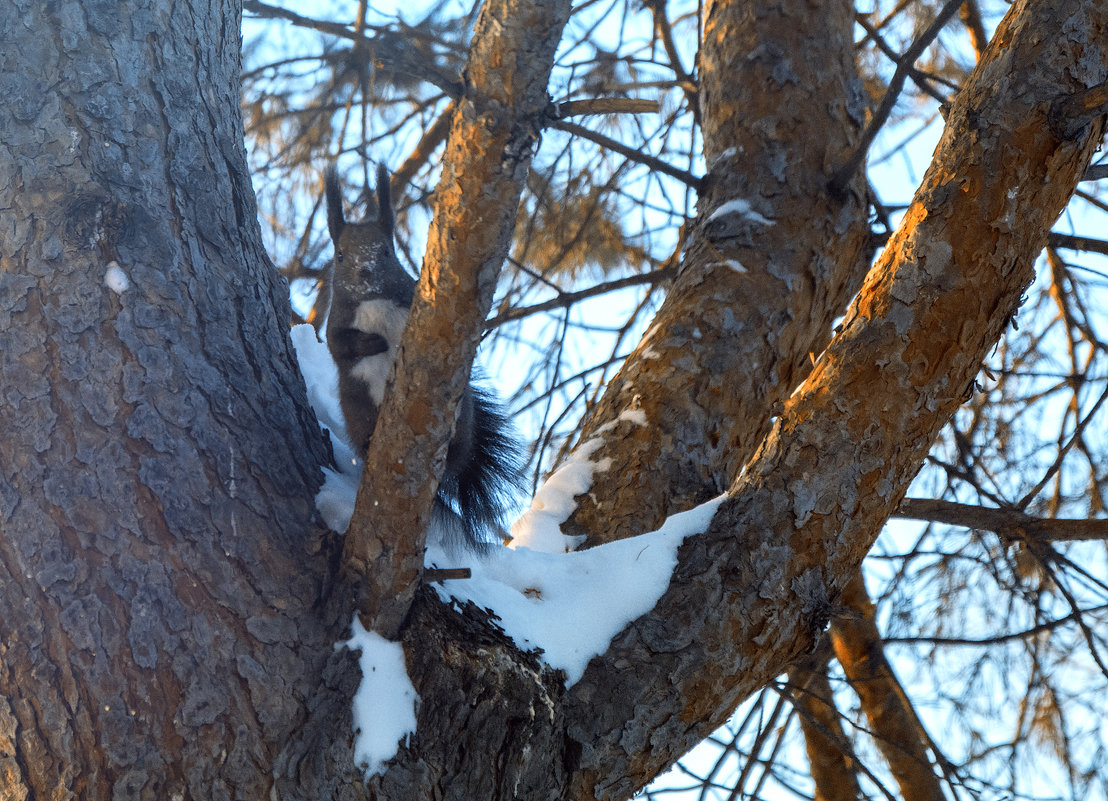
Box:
left=1, top=1, right=1106, bottom=800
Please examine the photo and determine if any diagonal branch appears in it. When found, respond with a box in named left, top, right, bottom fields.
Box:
left=553, top=0, right=872, bottom=549
left=561, top=1, right=1108, bottom=795
left=830, top=0, right=965, bottom=194
left=788, top=641, right=865, bottom=801
left=343, top=0, right=573, bottom=637
left=831, top=576, right=949, bottom=801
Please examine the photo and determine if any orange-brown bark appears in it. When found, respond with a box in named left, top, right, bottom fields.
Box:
left=562, top=1, right=1106, bottom=797
left=789, top=643, right=864, bottom=801
left=344, top=0, right=572, bottom=636
left=562, top=0, right=871, bottom=547
left=831, top=576, right=945, bottom=801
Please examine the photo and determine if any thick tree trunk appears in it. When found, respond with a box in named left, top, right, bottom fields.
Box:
left=0, top=0, right=335, bottom=797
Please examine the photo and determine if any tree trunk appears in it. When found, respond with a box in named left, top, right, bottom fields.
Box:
left=563, top=0, right=872, bottom=548
left=0, top=0, right=336, bottom=797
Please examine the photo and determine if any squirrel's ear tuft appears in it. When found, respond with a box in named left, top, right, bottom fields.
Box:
left=324, top=166, right=345, bottom=247
left=375, top=163, right=393, bottom=238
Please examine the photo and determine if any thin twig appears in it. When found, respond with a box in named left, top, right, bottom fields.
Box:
left=884, top=603, right=1108, bottom=647
left=830, top=0, right=965, bottom=194
left=243, top=0, right=463, bottom=96
left=485, top=267, right=675, bottom=329
left=552, top=119, right=702, bottom=189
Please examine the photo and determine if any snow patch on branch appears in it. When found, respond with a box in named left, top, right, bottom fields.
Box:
left=710, top=259, right=747, bottom=273
left=707, top=198, right=774, bottom=226
left=292, top=323, right=726, bottom=692
left=509, top=434, right=612, bottom=553
left=431, top=494, right=726, bottom=686
left=618, top=407, right=648, bottom=427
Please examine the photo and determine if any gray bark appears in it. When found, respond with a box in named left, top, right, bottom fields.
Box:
left=0, top=0, right=336, bottom=797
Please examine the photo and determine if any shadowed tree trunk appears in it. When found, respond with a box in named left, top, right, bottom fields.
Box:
left=1, top=1, right=1105, bottom=800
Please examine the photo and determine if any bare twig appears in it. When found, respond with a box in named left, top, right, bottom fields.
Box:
left=644, top=0, right=698, bottom=115
left=830, top=0, right=965, bottom=194
left=551, top=119, right=701, bottom=189
left=485, top=267, right=674, bottom=329
left=885, top=603, right=1108, bottom=647
left=243, top=0, right=463, bottom=96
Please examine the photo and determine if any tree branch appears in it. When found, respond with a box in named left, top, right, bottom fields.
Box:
left=550, top=119, right=701, bottom=189
left=830, top=0, right=965, bottom=195
left=552, top=98, right=661, bottom=118
left=788, top=642, right=864, bottom=801
left=343, top=0, right=573, bottom=637
left=555, top=0, right=871, bottom=549
left=561, top=1, right=1108, bottom=795
left=896, top=497, right=1108, bottom=542
left=831, top=576, right=948, bottom=801
left=484, top=267, right=675, bottom=329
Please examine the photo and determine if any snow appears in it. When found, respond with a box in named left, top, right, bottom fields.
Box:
left=289, top=322, right=726, bottom=762
left=706, top=198, right=774, bottom=226
left=290, top=324, right=362, bottom=531
left=509, top=435, right=610, bottom=553
left=618, top=407, right=648, bottom=427
left=430, top=494, right=725, bottom=686
left=104, top=261, right=129, bottom=293
left=338, top=617, right=420, bottom=778
left=290, top=324, right=349, bottom=440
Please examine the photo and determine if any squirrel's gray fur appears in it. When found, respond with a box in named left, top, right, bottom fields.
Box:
left=323, top=164, right=521, bottom=550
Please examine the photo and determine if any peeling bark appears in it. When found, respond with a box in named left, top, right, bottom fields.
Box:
left=564, top=0, right=871, bottom=547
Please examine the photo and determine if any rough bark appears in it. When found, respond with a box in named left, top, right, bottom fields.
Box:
left=0, top=0, right=336, bottom=798
left=343, top=0, right=572, bottom=637
left=565, top=0, right=872, bottom=547
left=3, top=0, right=1106, bottom=800
left=557, top=0, right=1106, bottom=796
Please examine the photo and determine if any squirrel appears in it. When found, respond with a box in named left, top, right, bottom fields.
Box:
left=322, top=163, right=521, bottom=550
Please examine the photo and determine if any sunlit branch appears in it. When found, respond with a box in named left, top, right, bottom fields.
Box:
left=896, top=498, right=1108, bottom=542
